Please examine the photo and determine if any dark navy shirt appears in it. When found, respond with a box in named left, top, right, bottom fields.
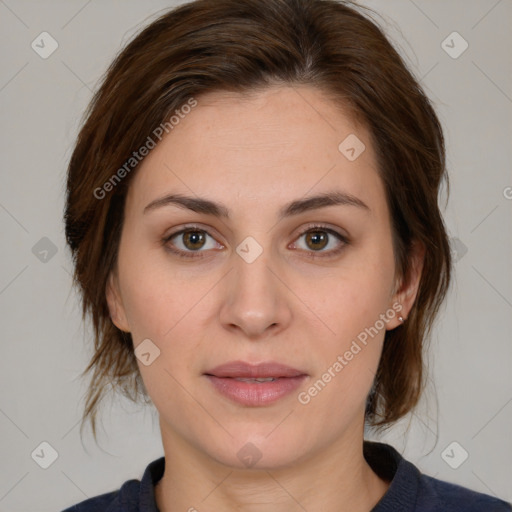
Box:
left=61, top=441, right=511, bottom=511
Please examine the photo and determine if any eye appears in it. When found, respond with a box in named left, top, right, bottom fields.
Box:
left=162, top=223, right=349, bottom=260
left=163, top=226, right=223, bottom=259
left=291, top=224, right=349, bottom=258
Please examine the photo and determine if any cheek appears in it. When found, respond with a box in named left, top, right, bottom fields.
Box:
left=295, top=273, right=390, bottom=429
left=117, top=260, right=207, bottom=402
left=117, top=230, right=187, bottom=332
left=116, top=245, right=218, bottom=375
left=297, top=247, right=395, bottom=399
left=309, top=260, right=395, bottom=348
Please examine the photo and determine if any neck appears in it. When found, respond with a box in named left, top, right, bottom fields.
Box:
left=154, top=425, right=390, bottom=512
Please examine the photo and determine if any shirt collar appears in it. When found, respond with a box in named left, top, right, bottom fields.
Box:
left=364, top=441, right=420, bottom=511
left=138, top=456, right=165, bottom=511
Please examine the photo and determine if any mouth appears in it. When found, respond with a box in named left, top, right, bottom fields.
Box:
left=204, top=360, right=308, bottom=406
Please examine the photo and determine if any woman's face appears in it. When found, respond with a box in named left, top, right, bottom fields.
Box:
left=107, top=85, right=417, bottom=469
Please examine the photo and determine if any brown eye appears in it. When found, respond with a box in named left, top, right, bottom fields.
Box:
left=292, top=225, right=349, bottom=258
left=304, top=230, right=329, bottom=251
left=181, top=229, right=207, bottom=250
left=163, top=226, right=222, bottom=259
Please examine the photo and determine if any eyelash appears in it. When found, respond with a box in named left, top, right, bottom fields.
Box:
left=161, top=223, right=350, bottom=260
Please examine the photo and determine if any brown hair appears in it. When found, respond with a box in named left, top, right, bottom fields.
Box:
left=64, top=0, right=451, bottom=439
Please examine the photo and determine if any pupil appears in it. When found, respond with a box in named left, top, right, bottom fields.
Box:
left=307, top=231, right=327, bottom=250
left=184, top=230, right=205, bottom=250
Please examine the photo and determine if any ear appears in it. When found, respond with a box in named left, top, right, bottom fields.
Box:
left=105, top=270, right=131, bottom=332
left=387, top=239, right=425, bottom=330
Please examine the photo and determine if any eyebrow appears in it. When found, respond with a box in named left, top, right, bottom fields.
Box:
left=143, top=190, right=370, bottom=219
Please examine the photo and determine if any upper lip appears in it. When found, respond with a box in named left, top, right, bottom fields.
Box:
left=205, top=360, right=307, bottom=378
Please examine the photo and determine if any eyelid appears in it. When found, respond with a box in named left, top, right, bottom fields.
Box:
left=163, top=223, right=224, bottom=244
left=293, top=222, right=349, bottom=242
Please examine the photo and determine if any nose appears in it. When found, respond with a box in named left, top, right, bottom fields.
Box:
left=219, top=247, right=292, bottom=340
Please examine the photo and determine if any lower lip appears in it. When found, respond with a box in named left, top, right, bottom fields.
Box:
left=205, top=375, right=307, bottom=406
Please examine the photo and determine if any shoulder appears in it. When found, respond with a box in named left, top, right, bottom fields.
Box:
left=416, top=473, right=512, bottom=512
left=60, top=480, right=139, bottom=512
left=363, top=441, right=511, bottom=512
left=60, top=456, right=165, bottom=512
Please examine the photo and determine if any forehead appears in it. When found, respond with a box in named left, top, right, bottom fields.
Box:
left=125, top=85, right=384, bottom=217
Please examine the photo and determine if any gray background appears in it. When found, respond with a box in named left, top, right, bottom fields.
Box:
left=0, top=0, right=511, bottom=510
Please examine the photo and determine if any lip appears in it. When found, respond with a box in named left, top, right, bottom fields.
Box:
left=204, top=360, right=308, bottom=406
left=206, top=360, right=306, bottom=378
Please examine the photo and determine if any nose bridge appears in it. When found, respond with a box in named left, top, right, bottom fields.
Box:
left=219, top=236, right=291, bottom=338
left=234, top=245, right=276, bottom=301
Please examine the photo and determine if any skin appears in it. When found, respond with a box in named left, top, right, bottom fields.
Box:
left=106, top=85, right=424, bottom=512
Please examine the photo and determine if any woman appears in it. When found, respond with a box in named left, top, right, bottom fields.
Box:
left=62, top=0, right=511, bottom=510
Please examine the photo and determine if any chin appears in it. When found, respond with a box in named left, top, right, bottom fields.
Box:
left=204, top=429, right=311, bottom=471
